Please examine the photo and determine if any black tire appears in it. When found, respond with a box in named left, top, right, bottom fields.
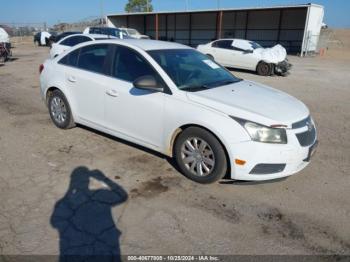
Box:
left=174, top=127, right=228, bottom=184
left=48, top=90, right=75, bottom=129
left=257, top=61, right=272, bottom=76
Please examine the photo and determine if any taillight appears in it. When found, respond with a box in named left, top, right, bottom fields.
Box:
left=39, top=64, right=44, bottom=74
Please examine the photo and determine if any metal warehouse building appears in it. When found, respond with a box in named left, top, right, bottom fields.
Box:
left=107, top=3, right=324, bottom=54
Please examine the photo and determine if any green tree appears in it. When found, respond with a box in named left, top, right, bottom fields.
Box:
left=125, top=0, right=153, bottom=13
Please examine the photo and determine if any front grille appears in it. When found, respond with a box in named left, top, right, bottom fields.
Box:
left=296, top=125, right=316, bottom=147
left=292, top=116, right=311, bottom=129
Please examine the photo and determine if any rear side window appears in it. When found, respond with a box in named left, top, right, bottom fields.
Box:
left=112, top=45, right=157, bottom=82
left=77, top=44, right=109, bottom=74
left=58, top=48, right=80, bottom=67
left=61, top=36, right=91, bottom=47
left=213, top=40, right=233, bottom=50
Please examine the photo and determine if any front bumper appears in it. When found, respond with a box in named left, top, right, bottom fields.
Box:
left=227, top=124, right=317, bottom=181
left=274, top=60, right=292, bottom=76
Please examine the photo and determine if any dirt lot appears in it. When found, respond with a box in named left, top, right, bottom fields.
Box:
left=0, top=36, right=349, bottom=257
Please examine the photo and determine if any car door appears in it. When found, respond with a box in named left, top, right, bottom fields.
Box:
left=103, top=45, right=165, bottom=148
left=63, top=44, right=112, bottom=126
left=209, top=40, right=234, bottom=66
left=231, top=40, right=259, bottom=70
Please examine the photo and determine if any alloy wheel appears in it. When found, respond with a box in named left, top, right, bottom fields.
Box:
left=180, top=137, right=215, bottom=177
left=50, top=96, right=67, bottom=124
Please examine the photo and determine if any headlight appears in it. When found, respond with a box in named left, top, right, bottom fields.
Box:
left=231, top=117, right=287, bottom=144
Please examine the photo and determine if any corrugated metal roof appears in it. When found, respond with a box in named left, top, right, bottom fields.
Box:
left=107, top=3, right=323, bottom=17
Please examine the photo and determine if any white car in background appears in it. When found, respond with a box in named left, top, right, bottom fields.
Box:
left=197, top=39, right=291, bottom=76
left=50, top=34, right=116, bottom=58
left=119, top=28, right=150, bottom=39
left=83, top=27, right=129, bottom=39
left=39, top=39, right=317, bottom=184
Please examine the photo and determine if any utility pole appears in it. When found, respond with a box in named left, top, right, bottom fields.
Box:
left=147, top=0, right=150, bottom=12
left=186, top=0, right=189, bottom=11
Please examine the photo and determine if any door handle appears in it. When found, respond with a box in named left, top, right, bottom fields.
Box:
left=68, top=76, right=76, bottom=83
left=106, top=89, right=119, bottom=97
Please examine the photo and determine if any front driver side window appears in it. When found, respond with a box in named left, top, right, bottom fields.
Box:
left=112, top=45, right=158, bottom=82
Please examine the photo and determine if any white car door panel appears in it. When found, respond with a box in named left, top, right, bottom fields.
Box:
left=103, top=45, right=165, bottom=148
left=63, top=43, right=111, bottom=126
left=65, top=67, right=106, bottom=126
left=103, top=78, right=165, bottom=147
left=212, top=47, right=230, bottom=66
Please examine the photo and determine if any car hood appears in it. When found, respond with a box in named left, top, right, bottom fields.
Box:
left=254, top=44, right=287, bottom=63
left=186, top=80, right=309, bottom=126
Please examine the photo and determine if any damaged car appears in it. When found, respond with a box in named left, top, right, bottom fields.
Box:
left=197, top=39, right=291, bottom=76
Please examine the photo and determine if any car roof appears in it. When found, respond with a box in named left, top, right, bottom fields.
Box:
left=105, top=39, right=191, bottom=51
left=59, top=33, right=116, bottom=42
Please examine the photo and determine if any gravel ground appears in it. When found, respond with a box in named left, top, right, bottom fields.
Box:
left=0, top=40, right=349, bottom=257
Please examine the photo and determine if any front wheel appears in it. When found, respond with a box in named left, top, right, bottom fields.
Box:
left=174, top=127, right=228, bottom=184
left=257, top=61, right=272, bottom=76
left=48, top=90, right=75, bottom=129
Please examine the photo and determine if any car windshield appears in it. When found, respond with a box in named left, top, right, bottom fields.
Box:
left=148, top=49, right=241, bottom=91
left=249, top=41, right=262, bottom=49
left=126, top=29, right=139, bottom=35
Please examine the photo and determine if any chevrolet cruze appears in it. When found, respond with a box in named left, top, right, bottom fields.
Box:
left=39, top=39, right=318, bottom=184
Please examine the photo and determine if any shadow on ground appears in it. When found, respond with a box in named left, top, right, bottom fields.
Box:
left=51, top=166, right=128, bottom=262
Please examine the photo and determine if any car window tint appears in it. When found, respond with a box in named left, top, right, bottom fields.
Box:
left=112, top=45, right=157, bottom=82
left=70, top=36, right=91, bottom=46
left=59, top=48, right=80, bottom=67
left=216, top=40, right=233, bottom=49
left=77, top=44, right=109, bottom=74
left=60, top=37, right=73, bottom=46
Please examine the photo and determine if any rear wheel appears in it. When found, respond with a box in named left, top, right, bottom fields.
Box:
left=48, top=90, right=75, bottom=129
left=174, top=127, right=228, bottom=184
left=257, top=61, right=272, bottom=76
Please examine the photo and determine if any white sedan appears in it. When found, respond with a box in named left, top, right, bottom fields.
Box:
left=197, top=39, right=291, bottom=76
left=49, top=34, right=116, bottom=58
left=39, top=39, right=317, bottom=183
left=119, top=28, right=150, bottom=39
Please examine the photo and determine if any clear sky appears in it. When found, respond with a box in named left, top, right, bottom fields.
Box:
left=1, top=0, right=349, bottom=28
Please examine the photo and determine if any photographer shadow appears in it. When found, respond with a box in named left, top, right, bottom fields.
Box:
left=51, top=166, right=128, bottom=262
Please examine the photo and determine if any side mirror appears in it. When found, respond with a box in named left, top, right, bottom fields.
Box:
left=133, top=75, right=164, bottom=92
